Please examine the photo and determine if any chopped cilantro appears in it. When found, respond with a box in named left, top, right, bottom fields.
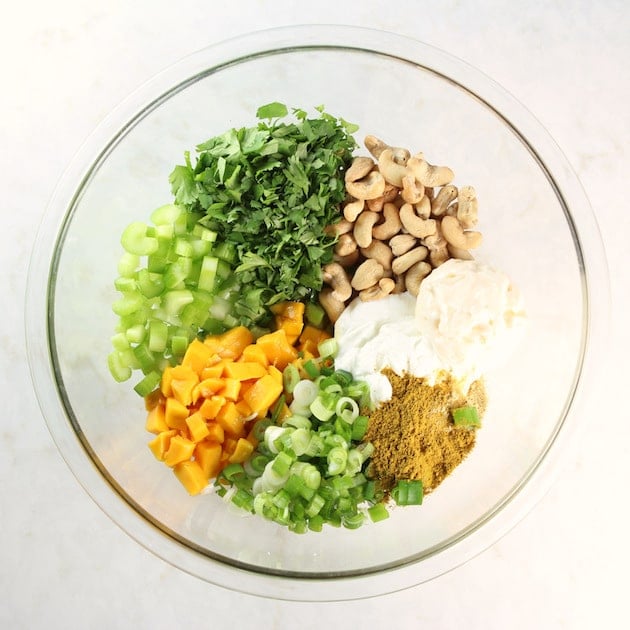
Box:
left=169, top=103, right=358, bottom=323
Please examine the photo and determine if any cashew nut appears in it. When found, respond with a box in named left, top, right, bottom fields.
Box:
left=364, top=136, right=408, bottom=164
left=359, top=277, right=396, bottom=302
left=401, top=174, right=425, bottom=204
left=456, top=185, right=478, bottom=228
left=389, top=233, right=418, bottom=256
left=378, top=149, right=410, bottom=188
left=372, top=202, right=402, bottom=240
left=322, top=262, right=353, bottom=302
left=325, top=218, right=354, bottom=236
left=447, top=244, right=474, bottom=260
left=334, top=250, right=360, bottom=268
left=424, top=223, right=450, bottom=267
left=441, top=215, right=482, bottom=250
left=392, top=245, right=428, bottom=275
left=319, top=288, right=345, bottom=324
left=405, top=261, right=432, bottom=296
left=414, top=195, right=431, bottom=219
left=345, top=156, right=375, bottom=184
left=360, top=240, right=393, bottom=270
left=431, top=185, right=458, bottom=217
left=343, top=198, right=364, bottom=222
left=353, top=211, right=380, bottom=248
left=399, top=203, right=437, bottom=238
left=407, top=154, right=454, bottom=187
left=364, top=135, right=389, bottom=159
left=366, top=182, right=399, bottom=212
left=351, top=258, right=384, bottom=291
left=345, top=170, right=386, bottom=201
left=334, top=232, right=358, bottom=257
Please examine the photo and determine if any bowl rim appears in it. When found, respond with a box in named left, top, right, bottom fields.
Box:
left=25, top=24, right=610, bottom=601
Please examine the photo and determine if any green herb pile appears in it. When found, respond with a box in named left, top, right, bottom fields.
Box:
left=169, top=102, right=358, bottom=320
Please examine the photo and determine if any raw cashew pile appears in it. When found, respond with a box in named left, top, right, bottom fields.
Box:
left=319, top=135, right=483, bottom=323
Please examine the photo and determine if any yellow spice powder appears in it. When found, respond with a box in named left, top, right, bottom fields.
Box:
left=364, top=370, right=487, bottom=493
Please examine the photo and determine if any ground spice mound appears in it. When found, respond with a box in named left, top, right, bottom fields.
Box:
left=365, top=370, right=487, bottom=493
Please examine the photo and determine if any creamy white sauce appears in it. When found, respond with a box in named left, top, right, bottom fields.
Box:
left=334, top=259, right=526, bottom=405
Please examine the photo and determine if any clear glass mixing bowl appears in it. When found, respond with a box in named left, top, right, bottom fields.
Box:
left=25, top=25, right=609, bottom=601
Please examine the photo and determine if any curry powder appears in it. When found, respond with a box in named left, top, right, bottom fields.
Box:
left=364, top=370, right=487, bottom=493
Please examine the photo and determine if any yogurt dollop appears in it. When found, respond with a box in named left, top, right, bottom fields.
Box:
left=333, top=259, right=526, bottom=405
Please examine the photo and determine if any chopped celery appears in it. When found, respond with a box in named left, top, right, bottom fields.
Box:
left=121, top=221, right=159, bottom=256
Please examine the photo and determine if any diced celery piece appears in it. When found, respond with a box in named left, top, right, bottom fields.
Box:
left=121, top=221, right=159, bottom=256
left=133, top=371, right=161, bottom=397
left=150, top=203, right=185, bottom=226
left=212, top=241, right=237, bottom=264
left=170, top=335, right=189, bottom=357
left=173, top=238, right=194, bottom=258
left=163, top=257, right=192, bottom=290
left=155, top=224, right=173, bottom=240
left=107, top=351, right=132, bottom=382
left=198, top=256, right=220, bottom=292
left=117, top=252, right=140, bottom=278
left=192, top=224, right=218, bottom=242
left=163, top=290, right=194, bottom=317
left=148, top=319, right=169, bottom=353
left=136, top=268, right=165, bottom=299
left=133, top=342, right=156, bottom=374
left=114, top=276, right=136, bottom=293
left=147, top=239, right=171, bottom=273
left=111, top=332, right=130, bottom=352
left=188, top=238, right=212, bottom=259
left=112, top=292, right=144, bottom=317
left=125, top=324, right=146, bottom=344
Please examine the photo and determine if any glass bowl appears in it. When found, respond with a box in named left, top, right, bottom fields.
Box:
left=25, top=25, right=609, bottom=601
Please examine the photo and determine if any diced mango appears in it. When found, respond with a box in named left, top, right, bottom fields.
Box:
left=164, top=434, right=196, bottom=467
left=255, top=329, right=298, bottom=370
left=235, top=398, right=253, bottom=419
left=205, top=326, right=253, bottom=359
left=170, top=367, right=199, bottom=406
left=228, top=437, right=254, bottom=463
left=223, top=361, right=267, bottom=381
left=194, top=441, right=223, bottom=479
left=148, top=430, right=177, bottom=461
left=267, top=365, right=283, bottom=387
left=144, top=389, right=164, bottom=411
left=215, top=401, right=244, bottom=437
left=185, top=411, right=210, bottom=443
left=193, top=377, right=225, bottom=399
left=205, top=421, right=225, bottom=444
left=239, top=344, right=269, bottom=367
left=271, top=301, right=305, bottom=345
left=145, top=403, right=168, bottom=434
left=298, top=324, right=331, bottom=351
left=200, top=362, right=225, bottom=379
left=173, top=460, right=208, bottom=495
left=219, top=378, right=241, bottom=402
left=165, top=397, right=189, bottom=431
left=199, top=395, right=225, bottom=420
left=243, top=373, right=283, bottom=418
left=182, top=338, right=219, bottom=374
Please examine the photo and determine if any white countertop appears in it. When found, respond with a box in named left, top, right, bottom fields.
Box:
left=3, top=1, right=628, bottom=628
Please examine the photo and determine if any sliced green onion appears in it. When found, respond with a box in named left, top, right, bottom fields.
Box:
left=452, top=405, right=480, bottom=428
left=367, top=502, right=390, bottom=523
left=351, top=415, right=369, bottom=441
left=317, top=337, right=338, bottom=359
left=282, top=364, right=300, bottom=394
left=335, top=396, right=359, bottom=423
left=391, top=479, right=424, bottom=506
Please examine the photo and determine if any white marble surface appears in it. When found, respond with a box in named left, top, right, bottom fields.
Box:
left=2, top=1, right=628, bottom=627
